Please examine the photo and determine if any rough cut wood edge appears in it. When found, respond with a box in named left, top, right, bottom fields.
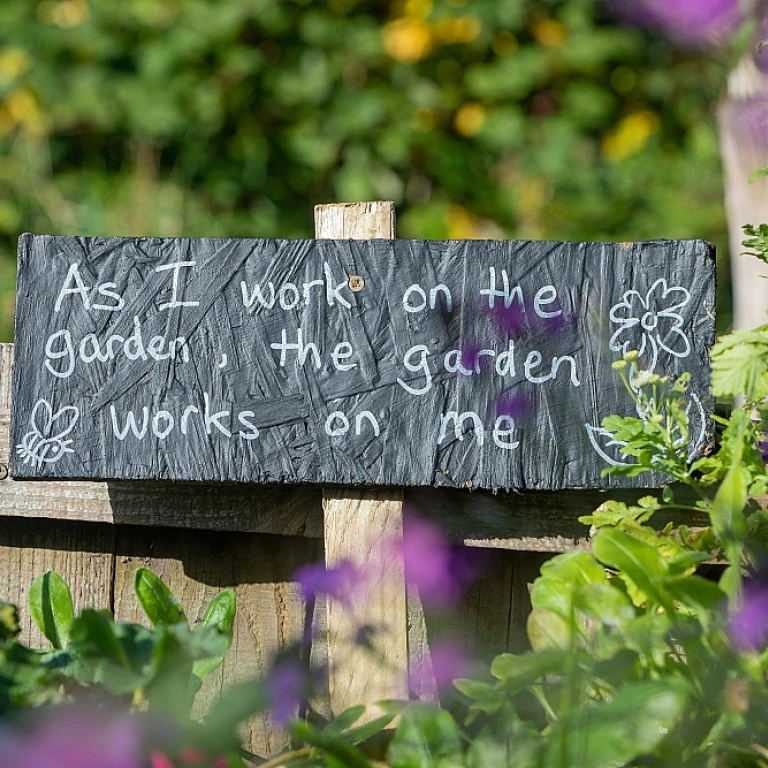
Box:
left=317, top=201, right=410, bottom=717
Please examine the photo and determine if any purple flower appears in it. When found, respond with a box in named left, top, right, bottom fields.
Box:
left=293, top=559, right=361, bottom=605
left=266, top=662, right=306, bottom=725
left=496, top=390, right=531, bottom=421
left=409, top=639, right=470, bottom=693
left=729, top=581, right=768, bottom=651
left=396, top=516, right=485, bottom=606
left=460, top=341, right=483, bottom=373
left=484, top=300, right=528, bottom=337
left=429, top=641, right=470, bottom=689
left=608, top=0, right=745, bottom=48
left=481, top=296, right=572, bottom=340
left=0, top=708, right=142, bottom=768
left=724, top=96, right=768, bottom=150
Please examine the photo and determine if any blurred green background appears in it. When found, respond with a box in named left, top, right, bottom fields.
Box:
left=0, top=0, right=740, bottom=340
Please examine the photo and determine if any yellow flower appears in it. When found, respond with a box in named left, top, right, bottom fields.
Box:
left=402, top=0, right=432, bottom=18
left=382, top=19, right=433, bottom=63
left=0, top=48, right=31, bottom=83
left=602, top=111, right=661, bottom=162
left=38, top=0, right=90, bottom=28
left=531, top=18, right=567, bottom=48
left=454, top=102, right=485, bottom=137
left=447, top=205, right=480, bottom=239
left=3, top=89, right=46, bottom=137
left=434, top=16, right=482, bottom=44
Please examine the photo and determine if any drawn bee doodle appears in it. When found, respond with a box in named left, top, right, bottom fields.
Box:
left=16, top=399, right=79, bottom=468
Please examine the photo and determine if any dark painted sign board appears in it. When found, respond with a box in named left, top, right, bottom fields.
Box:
left=10, top=235, right=715, bottom=490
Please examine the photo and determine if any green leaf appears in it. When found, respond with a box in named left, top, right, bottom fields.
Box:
left=198, top=589, right=236, bottom=634
left=292, top=720, right=375, bottom=768
left=134, top=568, right=187, bottom=627
left=28, top=572, right=74, bottom=649
left=69, top=609, right=131, bottom=669
left=711, top=460, right=749, bottom=552
left=530, top=576, right=576, bottom=619
left=191, top=589, right=235, bottom=688
left=592, top=528, right=671, bottom=610
left=323, top=705, right=365, bottom=736
left=539, top=551, right=608, bottom=589
left=341, top=712, right=397, bottom=745
left=0, top=601, right=20, bottom=644
left=490, top=649, right=569, bottom=692
left=388, top=705, right=464, bottom=768
left=527, top=609, right=573, bottom=651
left=661, top=575, right=726, bottom=611
left=544, top=680, right=687, bottom=768
left=711, top=325, right=768, bottom=401
left=575, top=582, right=635, bottom=628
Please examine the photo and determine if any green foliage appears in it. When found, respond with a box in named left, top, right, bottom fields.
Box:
left=711, top=326, right=768, bottom=403
left=0, top=568, right=236, bottom=717
left=0, top=0, right=733, bottom=340
left=134, top=567, right=188, bottom=627
left=28, top=570, right=74, bottom=649
left=388, top=705, right=464, bottom=768
left=417, top=242, right=768, bottom=766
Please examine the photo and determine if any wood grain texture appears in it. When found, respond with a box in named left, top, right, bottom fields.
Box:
left=0, top=516, right=114, bottom=647
left=508, top=552, right=554, bottom=652
left=719, top=57, right=768, bottom=332
left=323, top=488, right=409, bottom=714
left=407, top=549, right=516, bottom=704
left=112, top=525, right=321, bottom=757
left=11, top=235, right=715, bottom=491
left=318, top=202, right=409, bottom=718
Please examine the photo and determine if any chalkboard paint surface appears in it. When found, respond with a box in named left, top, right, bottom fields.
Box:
left=11, top=236, right=715, bottom=490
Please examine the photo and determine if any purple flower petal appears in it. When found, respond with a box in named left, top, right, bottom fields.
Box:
left=397, top=517, right=486, bottom=606
left=608, top=0, right=745, bottom=48
left=729, top=582, right=768, bottom=652
left=496, top=390, right=531, bottom=421
left=0, top=708, right=142, bottom=768
left=267, top=662, right=306, bottom=725
left=293, top=559, right=361, bottom=605
left=410, top=639, right=470, bottom=693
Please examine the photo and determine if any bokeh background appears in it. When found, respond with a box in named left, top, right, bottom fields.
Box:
left=0, top=0, right=753, bottom=340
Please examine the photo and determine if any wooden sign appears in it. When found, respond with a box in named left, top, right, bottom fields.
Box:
left=10, top=235, right=715, bottom=490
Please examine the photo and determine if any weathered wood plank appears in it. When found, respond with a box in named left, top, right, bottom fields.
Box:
left=223, top=532, right=321, bottom=756
left=407, top=548, right=516, bottom=704
left=0, top=516, right=115, bottom=648
left=508, top=552, right=554, bottom=652
left=112, top=524, right=321, bottom=757
left=319, top=202, right=409, bottom=718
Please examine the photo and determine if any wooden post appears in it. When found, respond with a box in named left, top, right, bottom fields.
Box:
left=315, top=202, right=409, bottom=717
left=718, top=56, right=768, bottom=331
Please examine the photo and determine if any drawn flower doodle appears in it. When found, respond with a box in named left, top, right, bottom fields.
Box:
left=586, top=279, right=705, bottom=469
left=609, top=278, right=692, bottom=374
left=16, top=399, right=79, bottom=468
